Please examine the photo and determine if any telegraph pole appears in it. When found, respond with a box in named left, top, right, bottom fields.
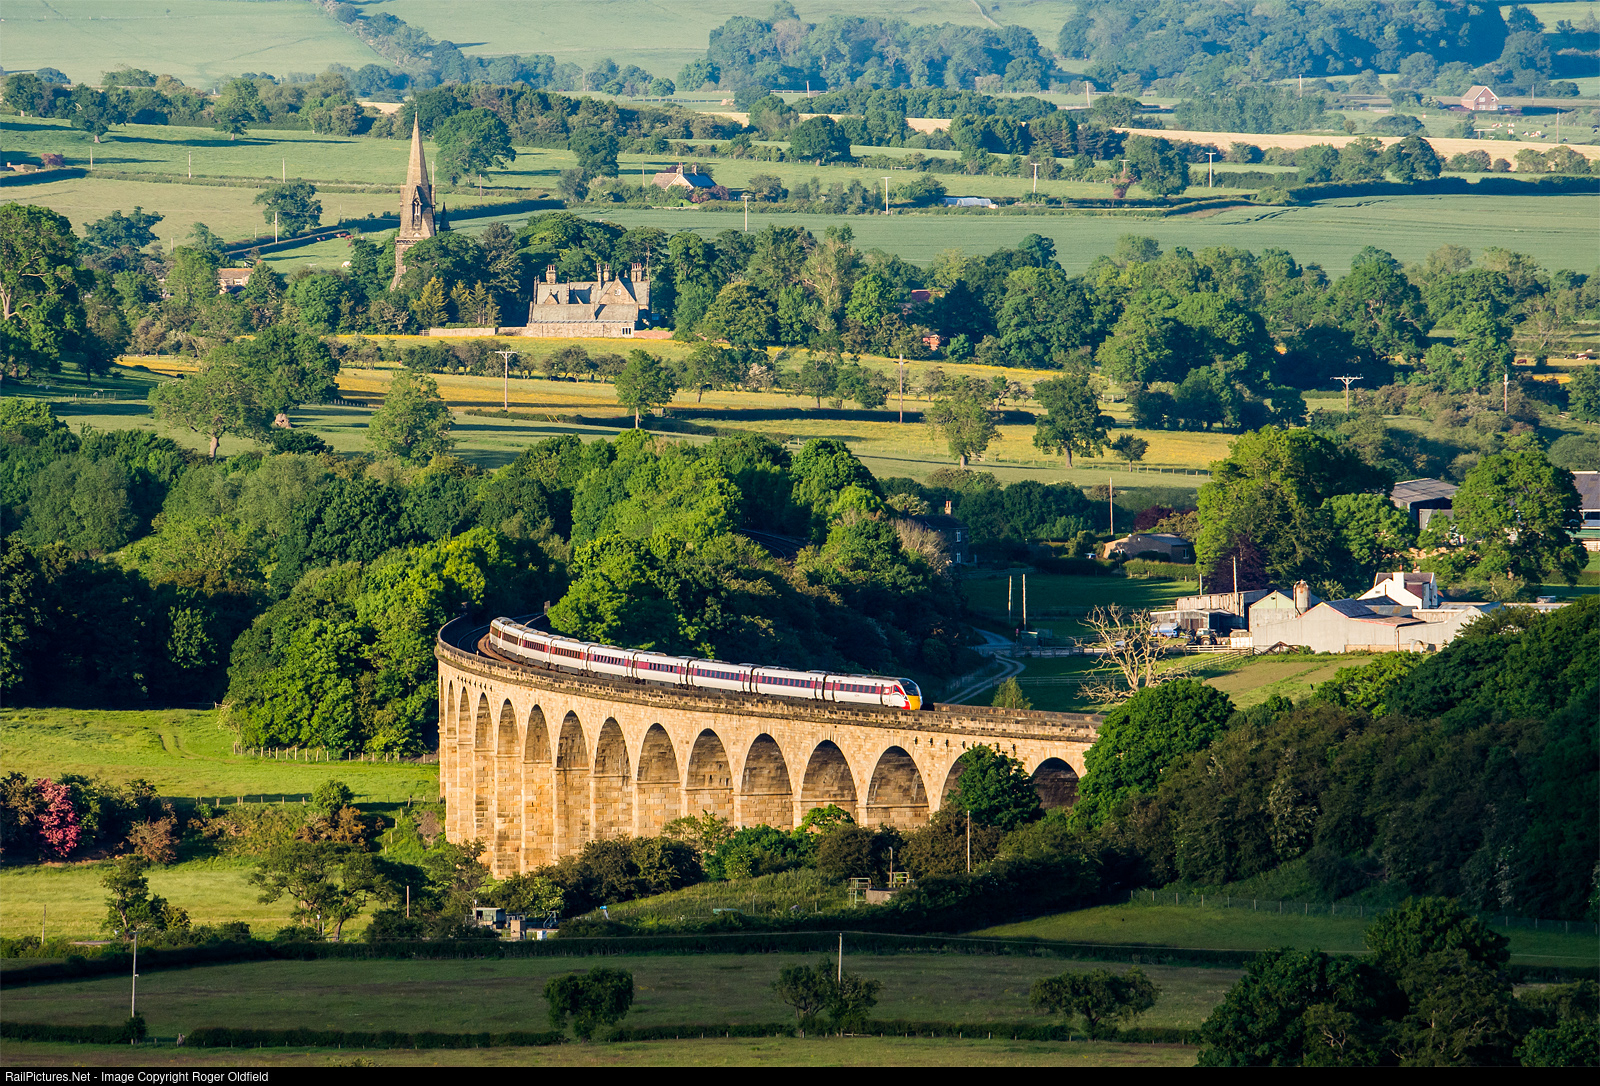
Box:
left=1206, top=151, right=1217, bottom=188
left=494, top=349, right=518, bottom=410
left=742, top=193, right=751, bottom=231
left=1333, top=375, right=1362, bottom=412
left=897, top=354, right=905, bottom=423
left=882, top=176, right=891, bottom=213
left=1031, top=161, right=1039, bottom=193
left=1503, top=370, right=1510, bottom=413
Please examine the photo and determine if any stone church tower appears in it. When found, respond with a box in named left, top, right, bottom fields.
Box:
left=392, top=115, right=437, bottom=288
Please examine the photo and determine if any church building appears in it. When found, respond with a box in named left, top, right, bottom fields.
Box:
left=392, top=115, right=440, bottom=288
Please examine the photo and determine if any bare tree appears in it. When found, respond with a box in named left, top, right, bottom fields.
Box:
left=1080, top=605, right=1167, bottom=702
left=893, top=517, right=950, bottom=574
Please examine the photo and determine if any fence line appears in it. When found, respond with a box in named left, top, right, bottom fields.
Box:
left=1126, top=889, right=1598, bottom=935
left=232, top=744, right=435, bottom=765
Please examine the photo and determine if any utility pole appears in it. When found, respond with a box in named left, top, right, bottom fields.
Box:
left=1503, top=370, right=1510, bottom=412
left=130, top=930, right=140, bottom=1024
left=188, top=150, right=192, bottom=178
left=742, top=193, right=750, bottom=231
left=1031, top=161, right=1039, bottom=193
left=274, top=210, right=279, bottom=243
left=1022, top=573, right=1028, bottom=629
left=1008, top=576, right=1013, bottom=625
left=494, top=349, right=518, bottom=410
left=882, top=176, right=891, bottom=213
left=897, top=354, right=905, bottom=423
left=282, top=158, right=286, bottom=182
left=1333, top=375, right=1362, bottom=412
left=1206, top=151, right=1216, bottom=188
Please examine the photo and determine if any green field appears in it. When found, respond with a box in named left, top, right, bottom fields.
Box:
left=0, top=707, right=437, bottom=806
left=0, top=1036, right=1198, bottom=1068
left=0, top=0, right=385, bottom=89
left=8, top=112, right=1600, bottom=274
left=977, top=904, right=1600, bottom=967
left=0, top=953, right=1234, bottom=1034
left=574, top=193, right=1600, bottom=275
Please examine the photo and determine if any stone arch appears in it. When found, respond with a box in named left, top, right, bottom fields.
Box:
left=864, top=746, right=929, bottom=830
left=451, top=685, right=472, bottom=837
left=635, top=724, right=681, bottom=836
left=592, top=719, right=633, bottom=840
left=941, top=757, right=967, bottom=801
left=441, top=680, right=455, bottom=810
left=685, top=729, right=733, bottom=821
left=472, top=693, right=493, bottom=836
left=1031, top=757, right=1079, bottom=810
left=522, top=706, right=552, bottom=870
left=799, top=740, right=857, bottom=822
left=738, top=734, right=795, bottom=829
left=554, top=712, right=590, bottom=855
left=491, top=700, right=521, bottom=875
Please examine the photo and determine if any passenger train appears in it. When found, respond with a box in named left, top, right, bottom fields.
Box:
left=487, top=617, right=925, bottom=710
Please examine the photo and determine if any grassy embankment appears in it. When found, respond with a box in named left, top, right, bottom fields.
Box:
left=0, top=707, right=435, bottom=940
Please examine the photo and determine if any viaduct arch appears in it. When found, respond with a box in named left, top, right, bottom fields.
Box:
left=436, top=624, right=1100, bottom=876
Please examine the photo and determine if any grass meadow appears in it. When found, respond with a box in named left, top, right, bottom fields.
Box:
left=0, top=952, right=1237, bottom=1034
left=0, top=1037, right=1199, bottom=1068
left=976, top=903, right=1598, bottom=967
left=0, top=0, right=384, bottom=89
left=7, top=114, right=1600, bottom=275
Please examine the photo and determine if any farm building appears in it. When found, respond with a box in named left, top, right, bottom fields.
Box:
left=652, top=163, right=716, bottom=191
left=942, top=196, right=996, bottom=208
left=1576, top=471, right=1600, bottom=551
left=1390, top=478, right=1458, bottom=528
left=1102, top=532, right=1194, bottom=562
left=1462, top=86, right=1501, bottom=111
left=1360, top=571, right=1441, bottom=610
left=1248, top=572, right=1503, bottom=654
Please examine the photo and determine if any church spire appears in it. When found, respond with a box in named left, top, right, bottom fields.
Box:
left=406, top=113, right=430, bottom=191
left=392, top=112, right=438, bottom=289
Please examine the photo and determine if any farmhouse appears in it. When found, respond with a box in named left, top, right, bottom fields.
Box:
left=218, top=267, right=253, bottom=292
left=1462, top=86, right=1500, bottom=111
left=652, top=163, right=716, bottom=192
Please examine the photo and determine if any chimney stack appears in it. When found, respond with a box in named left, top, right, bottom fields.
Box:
left=545, top=265, right=556, bottom=284
left=943, top=500, right=953, bottom=515
left=1294, top=580, right=1310, bottom=614
left=630, top=261, right=643, bottom=281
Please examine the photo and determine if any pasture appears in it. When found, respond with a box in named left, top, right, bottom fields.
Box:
left=8, top=115, right=1600, bottom=275
left=0, top=0, right=383, bottom=89
left=0, top=1037, right=1198, bottom=1068
left=0, top=952, right=1236, bottom=1034
left=61, top=358, right=1226, bottom=485
left=976, top=903, right=1597, bottom=967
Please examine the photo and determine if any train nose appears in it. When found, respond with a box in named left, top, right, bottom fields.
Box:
left=906, top=695, right=922, bottom=710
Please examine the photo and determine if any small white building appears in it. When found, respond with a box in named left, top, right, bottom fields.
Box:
left=1360, top=571, right=1441, bottom=610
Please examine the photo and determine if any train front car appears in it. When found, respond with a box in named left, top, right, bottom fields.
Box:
left=892, top=679, right=923, bottom=710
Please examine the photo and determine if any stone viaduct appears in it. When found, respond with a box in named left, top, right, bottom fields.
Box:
left=435, top=622, right=1101, bottom=876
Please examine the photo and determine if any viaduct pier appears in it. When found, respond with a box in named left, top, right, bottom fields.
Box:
left=435, top=619, right=1101, bottom=875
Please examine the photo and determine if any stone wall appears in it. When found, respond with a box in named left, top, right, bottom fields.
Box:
left=435, top=632, right=1099, bottom=876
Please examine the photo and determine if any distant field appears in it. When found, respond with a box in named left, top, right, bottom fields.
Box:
left=565, top=193, right=1600, bottom=273
left=0, top=952, right=1234, bottom=1033
left=976, top=903, right=1599, bottom=966
left=0, top=0, right=384, bottom=88
left=0, top=1037, right=1198, bottom=1068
